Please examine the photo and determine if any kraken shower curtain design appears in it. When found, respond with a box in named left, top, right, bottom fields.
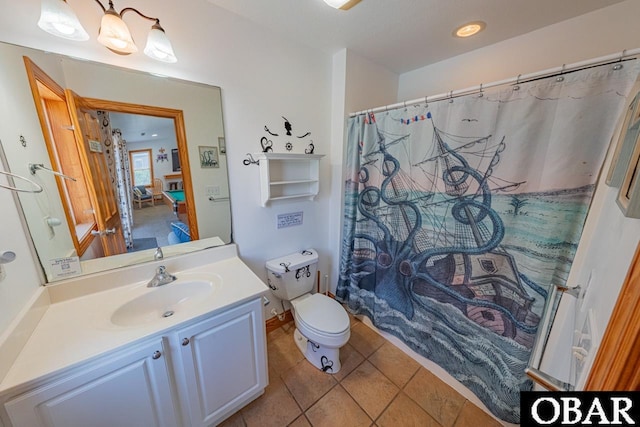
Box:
left=337, top=64, right=640, bottom=422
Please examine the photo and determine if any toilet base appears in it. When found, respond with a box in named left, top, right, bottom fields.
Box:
left=293, top=328, right=342, bottom=374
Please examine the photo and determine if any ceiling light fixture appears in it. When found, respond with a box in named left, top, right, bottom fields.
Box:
left=37, top=0, right=177, bottom=63
left=322, top=0, right=361, bottom=11
left=453, top=21, right=486, bottom=38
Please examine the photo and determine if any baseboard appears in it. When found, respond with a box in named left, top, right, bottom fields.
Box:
left=265, top=292, right=339, bottom=334
left=265, top=310, right=294, bottom=334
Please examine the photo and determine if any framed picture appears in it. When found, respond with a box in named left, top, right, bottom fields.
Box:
left=218, top=136, right=226, bottom=154
left=607, top=91, right=640, bottom=187
left=199, top=146, right=219, bottom=168
left=616, top=127, right=640, bottom=218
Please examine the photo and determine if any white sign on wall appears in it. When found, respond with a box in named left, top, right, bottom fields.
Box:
left=277, top=211, right=303, bottom=229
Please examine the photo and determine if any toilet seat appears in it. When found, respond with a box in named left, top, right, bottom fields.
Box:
left=293, top=293, right=349, bottom=335
left=292, top=294, right=350, bottom=348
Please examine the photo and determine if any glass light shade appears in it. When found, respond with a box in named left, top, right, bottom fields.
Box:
left=97, top=10, right=137, bottom=54
left=323, top=0, right=361, bottom=10
left=37, top=0, right=89, bottom=41
left=144, top=26, right=177, bottom=63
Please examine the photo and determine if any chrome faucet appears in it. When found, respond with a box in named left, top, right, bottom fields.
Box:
left=154, top=247, right=164, bottom=260
left=147, top=265, right=177, bottom=287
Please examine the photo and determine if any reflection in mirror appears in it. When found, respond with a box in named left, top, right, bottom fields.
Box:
left=0, top=42, right=231, bottom=283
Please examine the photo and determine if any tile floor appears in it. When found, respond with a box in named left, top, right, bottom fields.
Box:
left=220, top=316, right=505, bottom=427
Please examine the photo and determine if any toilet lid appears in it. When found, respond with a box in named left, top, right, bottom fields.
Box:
left=295, top=293, right=349, bottom=335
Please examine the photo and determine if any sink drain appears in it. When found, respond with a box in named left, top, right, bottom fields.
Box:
left=162, top=310, right=175, bottom=318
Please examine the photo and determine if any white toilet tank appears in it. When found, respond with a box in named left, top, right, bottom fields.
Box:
left=266, top=249, right=318, bottom=301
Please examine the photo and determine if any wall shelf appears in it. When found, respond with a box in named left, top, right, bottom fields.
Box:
left=255, top=153, right=324, bottom=206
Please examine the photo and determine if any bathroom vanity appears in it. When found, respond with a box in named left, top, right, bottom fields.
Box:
left=0, top=245, right=269, bottom=427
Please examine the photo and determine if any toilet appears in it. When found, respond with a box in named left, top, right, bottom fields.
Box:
left=266, top=249, right=350, bottom=374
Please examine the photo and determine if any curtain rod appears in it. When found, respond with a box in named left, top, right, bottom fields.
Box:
left=350, top=48, right=640, bottom=117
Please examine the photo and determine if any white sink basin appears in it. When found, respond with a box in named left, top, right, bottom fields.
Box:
left=111, top=277, right=219, bottom=327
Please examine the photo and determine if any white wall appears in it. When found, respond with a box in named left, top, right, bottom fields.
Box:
left=396, top=0, right=640, bottom=388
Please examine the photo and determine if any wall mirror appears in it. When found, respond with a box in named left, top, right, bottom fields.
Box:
left=0, top=41, right=232, bottom=283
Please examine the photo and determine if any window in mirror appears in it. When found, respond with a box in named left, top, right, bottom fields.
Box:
left=129, top=149, right=153, bottom=187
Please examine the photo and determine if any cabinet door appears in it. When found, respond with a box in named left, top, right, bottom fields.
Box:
left=5, top=339, right=177, bottom=427
left=175, top=298, right=267, bottom=426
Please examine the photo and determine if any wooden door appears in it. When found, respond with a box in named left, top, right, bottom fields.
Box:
left=65, top=89, right=127, bottom=256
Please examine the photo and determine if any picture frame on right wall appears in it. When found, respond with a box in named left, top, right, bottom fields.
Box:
left=613, top=90, right=640, bottom=218
left=617, top=133, right=640, bottom=218
left=607, top=91, right=640, bottom=187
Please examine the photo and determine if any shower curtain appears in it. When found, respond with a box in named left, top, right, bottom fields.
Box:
left=337, top=62, right=640, bottom=422
left=111, top=129, right=134, bottom=248
left=97, top=111, right=134, bottom=248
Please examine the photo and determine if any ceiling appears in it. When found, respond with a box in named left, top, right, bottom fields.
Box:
left=109, top=112, right=175, bottom=144
left=206, top=0, right=626, bottom=74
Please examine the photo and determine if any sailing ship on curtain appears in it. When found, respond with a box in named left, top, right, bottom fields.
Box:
left=337, top=63, right=640, bottom=422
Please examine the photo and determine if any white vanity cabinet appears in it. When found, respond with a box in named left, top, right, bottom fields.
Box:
left=171, top=298, right=268, bottom=427
left=4, top=338, right=177, bottom=427
left=1, top=297, right=268, bottom=427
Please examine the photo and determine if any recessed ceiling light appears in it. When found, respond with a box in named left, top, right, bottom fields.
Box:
left=152, top=133, right=158, bottom=137
left=453, top=21, right=486, bottom=38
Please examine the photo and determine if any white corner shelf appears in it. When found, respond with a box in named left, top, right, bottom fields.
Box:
left=255, top=153, right=324, bottom=206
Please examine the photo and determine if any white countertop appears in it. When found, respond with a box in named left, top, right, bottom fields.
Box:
left=0, top=247, right=268, bottom=393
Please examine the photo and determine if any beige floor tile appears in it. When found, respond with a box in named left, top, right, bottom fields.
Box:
left=305, top=385, right=373, bottom=427
left=453, top=400, right=504, bottom=427
left=333, top=343, right=365, bottom=381
left=281, top=321, right=295, bottom=334
left=368, top=342, right=420, bottom=388
left=282, top=358, right=338, bottom=410
left=242, top=375, right=302, bottom=427
left=341, top=361, right=400, bottom=420
left=349, top=322, right=386, bottom=358
left=288, top=414, right=312, bottom=427
left=217, top=410, right=246, bottom=427
left=267, top=325, right=287, bottom=342
left=347, top=311, right=360, bottom=329
left=404, top=368, right=465, bottom=427
left=377, top=392, right=440, bottom=427
left=267, top=328, right=305, bottom=375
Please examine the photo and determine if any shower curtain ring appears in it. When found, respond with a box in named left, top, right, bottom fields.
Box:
left=513, top=74, right=521, bottom=91
left=556, top=65, right=565, bottom=82
left=613, top=49, right=626, bottom=70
